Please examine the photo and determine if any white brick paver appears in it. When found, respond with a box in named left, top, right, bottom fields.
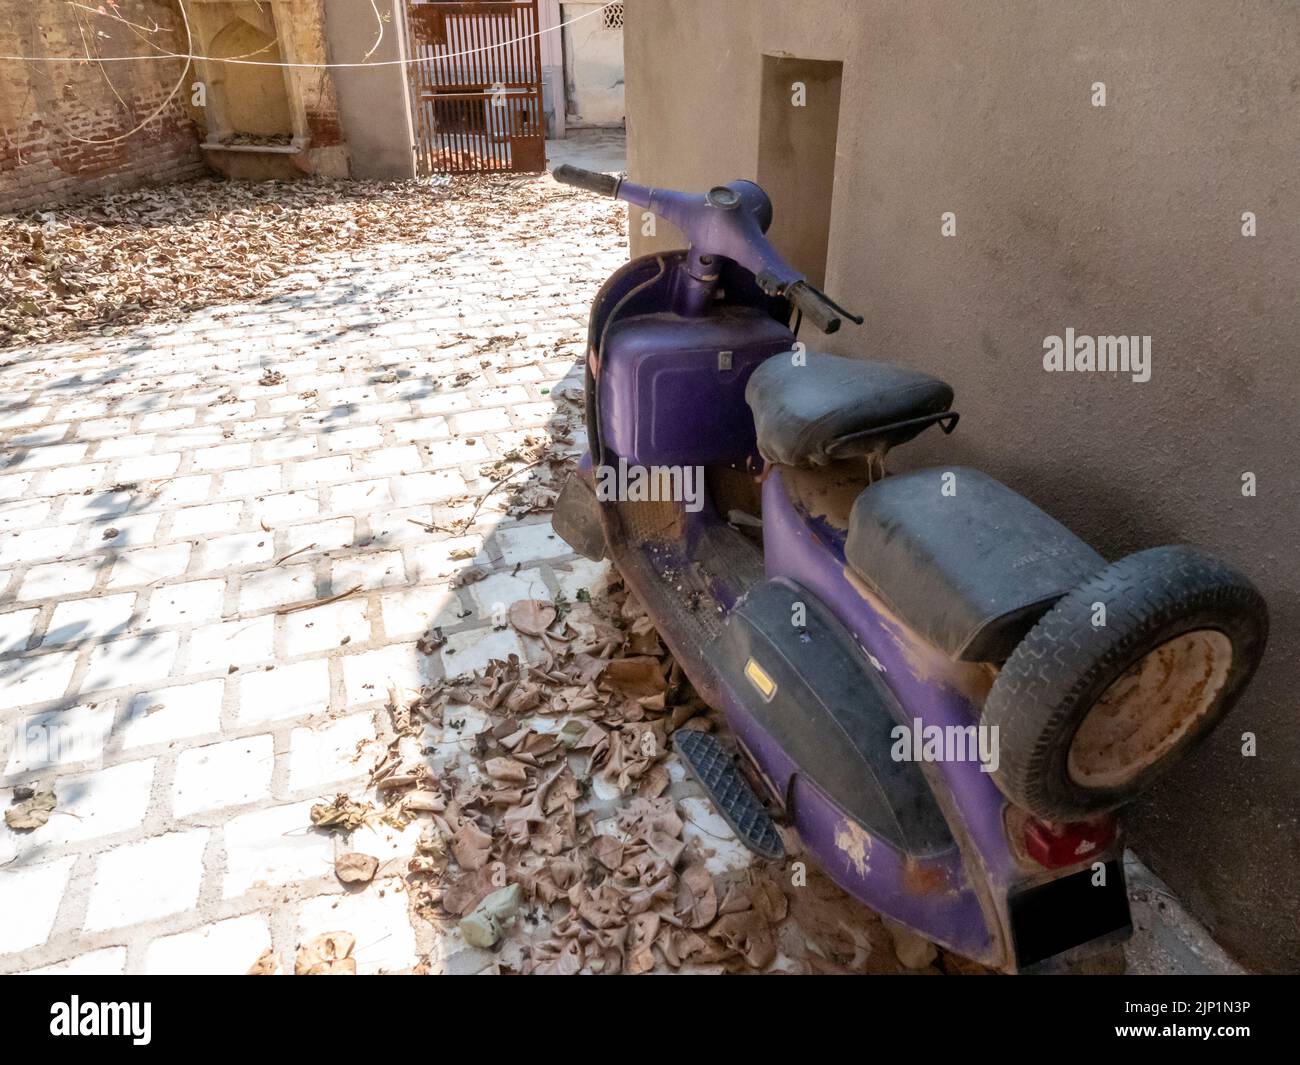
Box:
left=0, top=856, right=75, bottom=954
left=143, top=914, right=273, bottom=976
left=83, top=830, right=209, bottom=931
left=0, top=173, right=624, bottom=973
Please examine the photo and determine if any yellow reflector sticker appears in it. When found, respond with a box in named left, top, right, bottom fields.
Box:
left=745, top=658, right=777, bottom=701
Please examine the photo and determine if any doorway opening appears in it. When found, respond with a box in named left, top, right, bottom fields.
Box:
left=757, top=56, right=843, bottom=289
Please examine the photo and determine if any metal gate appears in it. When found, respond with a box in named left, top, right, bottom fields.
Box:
left=406, top=1, right=548, bottom=175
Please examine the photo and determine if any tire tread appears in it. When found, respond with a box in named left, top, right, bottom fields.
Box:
left=984, top=545, right=1268, bottom=820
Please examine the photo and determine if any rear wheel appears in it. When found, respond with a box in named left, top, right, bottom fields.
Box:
left=984, top=545, right=1268, bottom=821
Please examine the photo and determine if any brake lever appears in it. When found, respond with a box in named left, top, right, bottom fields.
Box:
left=820, top=291, right=864, bottom=325
left=755, top=270, right=863, bottom=325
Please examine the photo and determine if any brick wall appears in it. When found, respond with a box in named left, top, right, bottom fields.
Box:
left=0, top=1, right=206, bottom=214
left=291, top=1, right=345, bottom=152
left=180, top=0, right=349, bottom=180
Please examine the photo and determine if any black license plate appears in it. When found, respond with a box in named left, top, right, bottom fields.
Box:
left=1009, top=859, right=1131, bottom=968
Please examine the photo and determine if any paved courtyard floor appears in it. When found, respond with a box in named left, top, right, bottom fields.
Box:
left=0, top=131, right=1243, bottom=976
left=0, top=155, right=632, bottom=974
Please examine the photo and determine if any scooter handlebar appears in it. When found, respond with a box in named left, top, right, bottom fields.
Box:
left=552, top=164, right=622, bottom=198
left=553, top=169, right=862, bottom=334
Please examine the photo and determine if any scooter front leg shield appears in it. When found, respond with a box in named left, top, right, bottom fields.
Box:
left=552, top=460, right=607, bottom=562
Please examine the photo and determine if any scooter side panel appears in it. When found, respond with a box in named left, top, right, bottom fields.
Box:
left=716, top=678, right=996, bottom=963
left=717, top=577, right=954, bottom=857
left=759, top=467, right=1029, bottom=965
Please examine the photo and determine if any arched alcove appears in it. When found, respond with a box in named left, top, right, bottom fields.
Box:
left=208, top=17, right=292, bottom=140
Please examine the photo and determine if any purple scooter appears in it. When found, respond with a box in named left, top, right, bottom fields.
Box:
left=550, top=165, right=1268, bottom=972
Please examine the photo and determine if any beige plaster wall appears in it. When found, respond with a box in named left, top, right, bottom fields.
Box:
left=624, top=0, right=1300, bottom=973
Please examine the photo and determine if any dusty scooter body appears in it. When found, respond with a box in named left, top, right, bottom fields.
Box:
left=549, top=165, right=1268, bottom=972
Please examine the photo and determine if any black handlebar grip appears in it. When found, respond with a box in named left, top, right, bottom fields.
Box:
left=789, top=281, right=842, bottom=334
left=552, top=164, right=621, bottom=197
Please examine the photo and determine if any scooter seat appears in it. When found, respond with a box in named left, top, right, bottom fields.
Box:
left=745, top=352, right=954, bottom=467
left=845, top=468, right=1105, bottom=662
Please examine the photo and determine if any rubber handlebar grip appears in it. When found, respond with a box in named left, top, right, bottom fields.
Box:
left=552, top=164, right=621, bottom=197
left=789, top=281, right=843, bottom=334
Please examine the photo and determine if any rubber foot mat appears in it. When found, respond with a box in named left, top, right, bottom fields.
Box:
left=673, top=729, right=785, bottom=861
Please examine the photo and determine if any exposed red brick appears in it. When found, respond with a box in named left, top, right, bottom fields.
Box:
left=306, top=111, right=344, bottom=147
left=0, top=0, right=206, bottom=212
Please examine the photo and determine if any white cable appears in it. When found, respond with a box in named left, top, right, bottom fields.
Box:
left=0, top=1, right=617, bottom=69
left=362, top=0, right=385, bottom=63
left=39, top=0, right=193, bottom=146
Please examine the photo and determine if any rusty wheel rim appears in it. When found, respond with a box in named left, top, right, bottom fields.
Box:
left=1067, top=630, right=1233, bottom=789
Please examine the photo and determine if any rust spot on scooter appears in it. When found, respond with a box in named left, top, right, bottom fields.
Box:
left=841, top=566, right=997, bottom=706
left=783, top=461, right=872, bottom=531
left=902, top=856, right=954, bottom=897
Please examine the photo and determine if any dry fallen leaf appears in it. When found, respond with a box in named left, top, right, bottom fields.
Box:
left=335, top=852, right=380, bottom=885
left=416, top=626, right=447, bottom=655
left=601, top=656, right=668, bottom=697
left=310, top=794, right=374, bottom=832
left=443, top=867, right=497, bottom=916
left=485, top=756, right=528, bottom=784
left=676, top=864, right=719, bottom=929
left=451, top=820, right=493, bottom=870
left=5, top=787, right=56, bottom=832
left=709, top=911, right=778, bottom=970
left=625, top=616, right=664, bottom=656
left=247, top=949, right=278, bottom=976
left=508, top=598, right=557, bottom=636
left=885, top=917, right=939, bottom=970
left=294, top=932, right=357, bottom=976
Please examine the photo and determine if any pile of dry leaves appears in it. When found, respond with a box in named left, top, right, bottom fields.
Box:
left=316, top=571, right=990, bottom=976
left=341, top=574, right=809, bottom=974
left=1, top=173, right=625, bottom=349
left=459, top=393, right=584, bottom=528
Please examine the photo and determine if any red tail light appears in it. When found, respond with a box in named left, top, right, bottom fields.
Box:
left=1020, top=813, right=1117, bottom=869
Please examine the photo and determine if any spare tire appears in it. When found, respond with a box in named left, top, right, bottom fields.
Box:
left=983, top=545, right=1268, bottom=821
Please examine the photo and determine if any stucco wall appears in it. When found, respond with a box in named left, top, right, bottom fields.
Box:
left=562, top=1, right=625, bottom=127
left=323, top=0, right=415, bottom=180
left=625, top=0, right=1300, bottom=972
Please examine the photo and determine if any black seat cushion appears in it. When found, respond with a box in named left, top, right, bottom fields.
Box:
left=844, top=468, right=1105, bottom=662
left=746, top=352, right=953, bottom=467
